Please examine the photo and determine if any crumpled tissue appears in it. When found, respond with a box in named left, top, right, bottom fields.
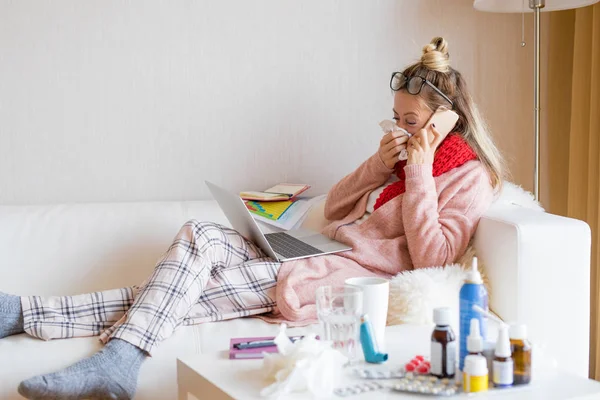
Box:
left=379, top=120, right=412, bottom=161
left=260, top=324, right=347, bottom=398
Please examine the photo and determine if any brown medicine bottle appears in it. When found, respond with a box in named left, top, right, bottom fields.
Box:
left=509, top=324, right=532, bottom=385
left=431, top=307, right=457, bottom=379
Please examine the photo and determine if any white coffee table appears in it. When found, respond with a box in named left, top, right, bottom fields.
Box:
left=177, top=325, right=600, bottom=399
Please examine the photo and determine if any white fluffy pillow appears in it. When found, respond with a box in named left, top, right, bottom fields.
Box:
left=387, top=265, right=467, bottom=329
left=492, top=181, right=544, bottom=211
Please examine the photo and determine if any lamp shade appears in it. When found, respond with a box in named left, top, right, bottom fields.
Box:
left=474, top=0, right=599, bottom=12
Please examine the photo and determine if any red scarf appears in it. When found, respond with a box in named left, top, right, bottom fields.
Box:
left=373, top=134, right=478, bottom=211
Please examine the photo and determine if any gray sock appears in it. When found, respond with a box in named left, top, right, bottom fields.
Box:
left=0, top=292, right=24, bottom=338
left=18, top=338, right=147, bottom=400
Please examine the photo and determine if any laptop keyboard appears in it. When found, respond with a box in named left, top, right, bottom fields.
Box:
left=264, top=232, right=323, bottom=259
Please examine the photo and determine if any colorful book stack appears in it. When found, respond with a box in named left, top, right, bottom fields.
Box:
left=245, top=200, right=294, bottom=221
left=240, top=183, right=310, bottom=202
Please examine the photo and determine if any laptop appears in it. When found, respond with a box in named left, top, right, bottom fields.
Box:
left=205, top=181, right=352, bottom=262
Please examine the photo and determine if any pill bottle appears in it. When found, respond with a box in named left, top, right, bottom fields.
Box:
left=463, top=354, right=489, bottom=393
left=431, top=307, right=457, bottom=379
left=509, top=324, right=532, bottom=385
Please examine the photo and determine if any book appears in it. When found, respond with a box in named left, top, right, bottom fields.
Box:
left=240, top=183, right=310, bottom=202
left=229, top=336, right=278, bottom=359
left=245, top=200, right=295, bottom=221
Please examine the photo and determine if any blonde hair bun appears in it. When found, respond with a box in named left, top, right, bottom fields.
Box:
left=421, top=37, right=450, bottom=73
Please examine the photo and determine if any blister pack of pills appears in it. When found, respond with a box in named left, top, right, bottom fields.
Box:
left=334, top=381, right=385, bottom=397
left=335, top=355, right=460, bottom=397
left=352, top=367, right=405, bottom=380
left=391, top=374, right=459, bottom=396
left=405, top=355, right=431, bottom=374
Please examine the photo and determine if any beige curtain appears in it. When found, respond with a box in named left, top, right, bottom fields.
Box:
left=547, top=3, right=600, bottom=379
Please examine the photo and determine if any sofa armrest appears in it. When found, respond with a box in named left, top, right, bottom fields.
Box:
left=474, top=206, right=591, bottom=378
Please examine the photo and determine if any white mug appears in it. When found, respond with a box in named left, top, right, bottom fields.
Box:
left=345, top=277, right=389, bottom=350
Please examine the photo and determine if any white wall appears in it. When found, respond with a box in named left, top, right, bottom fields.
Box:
left=0, top=0, right=534, bottom=204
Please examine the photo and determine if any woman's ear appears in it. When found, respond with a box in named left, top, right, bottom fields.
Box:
left=454, top=113, right=465, bottom=133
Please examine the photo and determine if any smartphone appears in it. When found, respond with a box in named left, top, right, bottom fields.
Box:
left=424, top=108, right=459, bottom=142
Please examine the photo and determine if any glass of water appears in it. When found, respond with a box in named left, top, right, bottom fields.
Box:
left=316, top=285, right=363, bottom=362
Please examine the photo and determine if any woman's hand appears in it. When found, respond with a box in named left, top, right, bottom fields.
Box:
left=406, top=124, right=444, bottom=165
left=378, top=131, right=410, bottom=170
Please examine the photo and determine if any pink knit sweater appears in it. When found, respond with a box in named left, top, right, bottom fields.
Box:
left=267, top=152, right=495, bottom=325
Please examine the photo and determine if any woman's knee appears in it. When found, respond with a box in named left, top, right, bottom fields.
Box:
left=182, top=219, right=213, bottom=232
left=179, top=220, right=223, bottom=242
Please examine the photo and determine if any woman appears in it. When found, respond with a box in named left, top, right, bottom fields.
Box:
left=0, top=37, right=502, bottom=399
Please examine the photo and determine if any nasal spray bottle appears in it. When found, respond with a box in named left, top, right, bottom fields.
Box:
left=459, top=257, right=488, bottom=371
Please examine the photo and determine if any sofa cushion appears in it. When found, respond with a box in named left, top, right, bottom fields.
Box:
left=0, top=201, right=229, bottom=296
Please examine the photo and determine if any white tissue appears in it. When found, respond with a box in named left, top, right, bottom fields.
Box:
left=379, top=120, right=410, bottom=161
left=260, top=324, right=348, bottom=398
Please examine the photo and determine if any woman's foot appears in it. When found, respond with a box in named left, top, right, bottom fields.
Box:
left=0, top=292, right=24, bottom=338
left=18, top=338, right=146, bottom=400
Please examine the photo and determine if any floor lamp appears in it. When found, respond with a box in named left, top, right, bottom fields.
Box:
left=473, top=0, right=599, bottom=201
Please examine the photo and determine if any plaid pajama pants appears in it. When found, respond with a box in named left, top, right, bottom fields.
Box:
left=20, top=220, right=281, bottom=355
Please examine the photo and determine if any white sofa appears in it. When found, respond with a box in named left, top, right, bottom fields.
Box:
left=0, top=195, right=591, bottom=399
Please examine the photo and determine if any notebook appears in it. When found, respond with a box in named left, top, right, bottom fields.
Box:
left=240, top=183, right=310, bottom=202
left=229, top=336, right=278, bottom=359
left=245, top=200, right=295, bottom=220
